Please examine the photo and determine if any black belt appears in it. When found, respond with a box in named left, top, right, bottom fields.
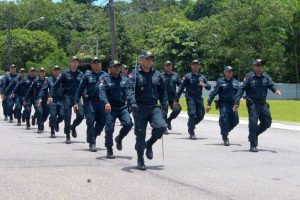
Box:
left=137, top=100, right=158, bottom=105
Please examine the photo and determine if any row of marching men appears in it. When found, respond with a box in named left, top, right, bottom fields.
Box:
left=0, top=50, right=281, bottom=170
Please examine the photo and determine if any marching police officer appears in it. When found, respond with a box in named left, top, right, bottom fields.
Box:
left=206, top=66, right=239, bottom=146
left=233, top=59, right=281, bottom=152
left=174, top=60, right=211, bottom=140
left=121, top=64, right=129, bottom=77
left=128, top=50, right=168, bottom=170
left=39, top=66, right=64, bottom=138
left=161, top=60, right=182, bottom=133
left=2, top=64, right=18, bottom=122
left=50, top=56, right=84, bottom=144
left=74, top=57, right=108, bottom=152
left=13, top=67, right=36, bottom=129
left=99, top=60, right=133, bottom=159
left=26, top=67, right=49, bottom=133
left=4, top=68, right=27, bottom=126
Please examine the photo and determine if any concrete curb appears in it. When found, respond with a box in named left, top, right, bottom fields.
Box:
left=178, top=112, right=300, bottom=132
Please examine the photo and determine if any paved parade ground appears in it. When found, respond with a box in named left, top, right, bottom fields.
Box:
left=0, top=109, right=299, bottom=200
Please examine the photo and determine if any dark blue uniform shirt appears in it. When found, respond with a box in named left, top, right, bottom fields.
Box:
left=26, top=78, right=47, bottom=101
left=207, top=77, right=239, bottom=106
left=162, top=71, right=181, bottom=101
left=128, top=67, right=168, bottom=108
left=12, top=76, right=36, bottom=97
left=235, top=72, right=277, bottom=105
left=74, top=70, right=108, bottom=104
left=99, top=74, right=130, bottom=107
left=175, top=72, right=211, bottom=101
left=51, top=69, right=83, bottom=97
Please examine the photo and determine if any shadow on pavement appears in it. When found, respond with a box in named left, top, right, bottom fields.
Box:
left=121, top=165, right=165, bottom=173
left=73, top=147, right=105, bottom=151
left=205, top=143, right=242, bottom=146
left=174, top=137, right=208, bottom=140
left=96, top=156, right=133, bottom=161
left=232, top=149, right=278, bottom=153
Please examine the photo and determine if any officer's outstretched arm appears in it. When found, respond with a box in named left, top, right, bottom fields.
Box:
left=234, top=77, right=250, bottom=105
left=38, top=80, right=49, bottom=100
left=50, top=73, right=64, bottom=97
left=25, top=81, right=35, bottom=102
left=127, top=73, right=137, bottom=106
left=158, top=74, right=168, bottom=110
left=174, top=76, right=187, bottom=102
left=99, top=77, right=109, bottom=105
left=207, top=80, right=220, bottom=106
left=74, top=75, right=87, bottom=105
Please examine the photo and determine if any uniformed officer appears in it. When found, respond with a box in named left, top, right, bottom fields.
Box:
left=174, top=60, right=211, bottom=140
left=2, top=64, right=18, bottom=123
left=206, top=66, right=239, bottom=146
left=121, top=64, right=129, bottom=77
left=39, top=65, right=64, bottom=138
left=233, top=59, right=281, bottom=152
left=50, top=56, right=84, bottom=144
left=1, top=68, right=10, bottom=120
left=13, top=67, right=36, bottom=129
left=5, top=68, right=27, bottom=126
left=74, top=57, right=108, bottom=152
left=99, top=60, right=133, bottom=159
left=128, top=50, right=168, bottom=170
left=26, top=67, right=49, bottom=133
left=161, top=60, right=182, bottom=133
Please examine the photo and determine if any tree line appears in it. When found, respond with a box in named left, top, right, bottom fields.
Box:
left=0, top=0, right=299, bottom=83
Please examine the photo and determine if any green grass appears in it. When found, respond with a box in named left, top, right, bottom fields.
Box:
left=179, top=98, right=300, bottom=123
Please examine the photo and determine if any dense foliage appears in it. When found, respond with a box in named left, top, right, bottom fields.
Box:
left=0, top=0, right=299, bottom=82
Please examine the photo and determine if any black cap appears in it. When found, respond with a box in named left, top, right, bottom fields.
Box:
left=19, top=68, right=26, bottom=72
left=91, top=57, right=100, bottom=63
left=29, top=67, right=36, bottom=72
left=10, top=64, right=16, bottom=68
left=109, top=60, right=121, bottom=67
left=224, top=66, right=233, bottom=72
left=253, top=59, right=265, bottom=66
left=140, top=50, right=154, bottom=59
left=192, top=59, right=200, bottom=64
left=53, top=65, right=60, bottom=70
left=70, top=56, right=80, bottom=61
left=39, top=67, right=46, bottom=72
left=164, top=60, right=172, bottom=65
left=122, top=64, right=129, bottom=69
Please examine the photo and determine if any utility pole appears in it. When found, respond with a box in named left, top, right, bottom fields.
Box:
left=108, top=0, right=118, bottom=60
left=6, top=4, right=12, bottom=67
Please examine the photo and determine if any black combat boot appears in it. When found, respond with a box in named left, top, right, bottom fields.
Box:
left=26, top=119, right=30, bottom=130
left=71, top=124, right=77, bottom=138
left=222, top=135, right=230, bottom=146
left=31, top=115, right=36, bottom=126
left=166, top=118, right=172, bottom=130
left=115, top=135, right=123, bottom=151
left=250, top=142, right=258, bottom=152
left=137, top=151, right=146, bottom=171
left=188, top=129, right=197, bottom=140
left=4, top=116, right=8, bottom=121
left=55, top=123, right=59, bottom=132
left=145, top=142, right=153, bottom=160
left=50, top=128, right=55, bottom=138
left=89, top=143, right=97, bottom=152
left=21, top=112, right=25, bottom=122
left=106, top=147, right=115, bottom=159
left=17, top=119, right=21, bottom=126
left=66, top=134, right=71, bottom=144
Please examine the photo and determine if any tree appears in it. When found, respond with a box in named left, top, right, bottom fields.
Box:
left=0, top=29, right=63, bottom=69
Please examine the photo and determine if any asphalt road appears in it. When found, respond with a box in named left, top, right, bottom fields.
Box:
left=0, top=108, right=299, bottom=200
